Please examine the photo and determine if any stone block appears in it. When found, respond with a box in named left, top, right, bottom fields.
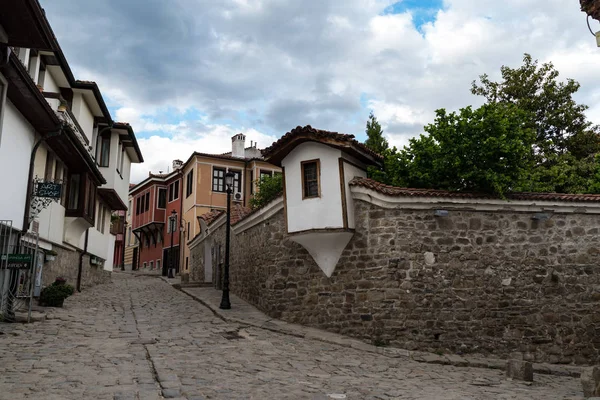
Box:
left=581, top=367, right=600, bottom=398
left=506, top=360, right=533, bottom=382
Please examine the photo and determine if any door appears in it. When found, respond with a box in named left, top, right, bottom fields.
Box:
left=132, top=247, right=138, bottom=271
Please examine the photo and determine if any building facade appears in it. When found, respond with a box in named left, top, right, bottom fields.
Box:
left=0, top=1, right=143, bottom=301
left=129, top=166, right=183, bottom=275
left=180, top=134, right=280, bottom=275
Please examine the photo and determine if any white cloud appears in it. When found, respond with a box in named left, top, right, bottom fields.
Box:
left=40, top=0, right=600, bottom=184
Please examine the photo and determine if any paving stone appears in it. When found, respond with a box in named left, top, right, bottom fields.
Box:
left=0, top=273, right=584, bottom=399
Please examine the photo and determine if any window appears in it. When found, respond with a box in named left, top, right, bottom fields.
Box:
left=44, top=152, right=55, bottom=181
left=96, top=203, right=102, bottom=231
left=100, top=206, right=106, bottom=234
left=157, top=188, right=166, bottom=208
left=212, top=167, right=225, bottom=192
left=136, top=196, right=141, bottom=215
left=85, top=179, right=95, bottom=219
left=231, top=170, right=241, bottom=193
left=145, top=192, right=150, bottom=212
left=67, top=174, right=81, bottom=210
left=119, top=147, right=125, bottom=174
left=250, top=170, right=254, bottom=194
left=98, top=132, right=111, bottom=167
left=187, top=222, right=190, bottom=240
left=168, top=181, right=179, bottom=202
left=127, top=227, right=132, bottom=245
left=186, top=256, right=189, bottom=271
left=128, top=200, right=132, bottom=216
left=143, top=262, right=147, bottom=269
left=61, top=166, right=68, bottom=206
left=302, top=160, right=320, bottom=199
left=186, top=170, right=193, bottom=198
left=260, top=170, right=272, bottom=180
left=149, top=261, right=153, bottom=270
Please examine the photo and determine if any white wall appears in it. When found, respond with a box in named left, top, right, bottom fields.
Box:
left=0, top=101, right=35, bottom=231
left=43, top=69, right=60, bottom=93
left=37, top=201, right=65, bottom=245
left=99, top=132, right=130, bottom=204
left=282, top=142, right=343, bottom=233
left=105, top=235, right=115, bottom=271
left=71, top=93, right=94, bottom=142
left=342, top=161, right=367, bottom=229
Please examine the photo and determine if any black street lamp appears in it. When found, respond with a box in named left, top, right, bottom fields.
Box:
left=168, top=209, right=177, bottom=279
left=220, top=171, right=235, bottom=310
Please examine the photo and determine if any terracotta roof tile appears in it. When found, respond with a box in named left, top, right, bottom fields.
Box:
left=263, top=125, right=383, bottom=165
left=198, top=209, right=224, bottom=226
left=349, top=177, right=600, bottom=203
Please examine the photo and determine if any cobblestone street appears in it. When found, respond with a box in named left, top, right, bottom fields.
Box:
left=0, top=273, right=584, bottom=399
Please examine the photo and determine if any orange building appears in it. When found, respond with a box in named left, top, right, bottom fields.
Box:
left=179, top=134, right=280, bottom=274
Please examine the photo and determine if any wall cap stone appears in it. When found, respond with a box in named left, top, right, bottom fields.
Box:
left=351, top=186, right=600, bottom=214
left=232, top=196, right=284, bottom=234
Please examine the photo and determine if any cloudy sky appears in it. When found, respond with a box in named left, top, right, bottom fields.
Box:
left=41, top=0, right=600, bottom=183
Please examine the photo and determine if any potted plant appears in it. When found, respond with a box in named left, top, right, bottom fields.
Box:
left=39, top=279, right=74, bottom=307
left=58, top=97, right=68, bottom=112
left=45, top=250, right=58, bottom=262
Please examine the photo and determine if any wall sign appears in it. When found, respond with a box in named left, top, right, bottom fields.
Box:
left=0, top=254, right=33, bottom=269
left=35, top=182, right=62, bottom=199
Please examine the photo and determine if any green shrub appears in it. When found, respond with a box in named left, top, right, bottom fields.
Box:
left=250, top=173, right=283, bottom=209
left=39, top=283, right=74, bottom=307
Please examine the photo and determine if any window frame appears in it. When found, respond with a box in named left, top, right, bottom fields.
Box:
left=212, top=167, right=226, bottom=193
left=301, top=159, right=321, bottom=200
left=98, top=132, right=111, bottom=168
left=230, top=169, right=241, bottom=194
left=168, top=180, right=180, bottom=202
left=186, top=170, right=193, bottom=198
left=157, top=187, right=167, bottom=209
left=145, top=192, right=150, bottom=212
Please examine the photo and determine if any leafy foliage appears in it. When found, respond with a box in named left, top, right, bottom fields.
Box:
left=367, top=54, right=600, bottom=195
left=39, top=282, right=74, bottom=307
left=393, top=103, right=535, bottom=196
left=365, top=112, right=388, bottom=155
left=250, top=173, right=283, bottom=209
left=471, top=54, right=600, bottom=193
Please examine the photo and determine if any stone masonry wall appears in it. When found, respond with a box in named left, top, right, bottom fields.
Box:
left=43, top=247, right=111, bottom=290
left=191, top=200, right=600, bottom=364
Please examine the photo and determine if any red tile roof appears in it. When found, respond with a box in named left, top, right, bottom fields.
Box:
left=350, top=177, right=600, bottom=203
left=198, top=209, right=225, bottom=226
left=199, top=204, right=252, bottom=227
left=263, top=125, right=383, bottom=166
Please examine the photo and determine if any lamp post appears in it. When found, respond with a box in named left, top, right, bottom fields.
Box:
left=220, top=171, right=235, bottom=309
left=168, top=209, right=177, bottom=279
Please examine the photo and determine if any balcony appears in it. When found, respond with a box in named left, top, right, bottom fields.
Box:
left=56, top=108, right=93, bottom=158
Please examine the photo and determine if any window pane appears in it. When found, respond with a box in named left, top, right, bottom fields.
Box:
left=158, top=188, right=166, bottom=208
left=100, top=136, right=110, bottom=167
left=68, top=174, right=80, bottom=210
left=303, top=162, right=319, bottom=198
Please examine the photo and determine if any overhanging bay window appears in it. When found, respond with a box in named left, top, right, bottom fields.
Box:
left=66, top=172, right=97, bottom=224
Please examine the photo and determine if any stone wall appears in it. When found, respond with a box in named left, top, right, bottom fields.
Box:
left=190, top=200, right=600, bottom=364
left=43, top=247, right=111, bottom=290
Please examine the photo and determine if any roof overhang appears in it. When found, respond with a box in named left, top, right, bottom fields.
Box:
left=114, top=123, right=144, bottom=163
left=98, top=188, right=127, bottom=211
left=46, top=122, right=106, bottom=185
left=265, top=134, right=382, bottom=168
left=0, top=51, right=60, bottom=133
left=0, top=0, right=55, bottom=50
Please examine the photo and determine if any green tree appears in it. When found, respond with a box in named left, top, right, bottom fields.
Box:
left=365, top=112, right=388, bottom=155
left=394, top=103, right=535, bottom=197
left=471, top=54, right=600, bottom=193
left=250, top=173, right=283, bottom=209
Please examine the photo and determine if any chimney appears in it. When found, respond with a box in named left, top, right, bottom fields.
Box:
left=172, top=159, right=183, bottom=170
left=232, top=133, right=246, bottom=158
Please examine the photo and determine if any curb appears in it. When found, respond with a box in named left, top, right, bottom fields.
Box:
left=167, top=281, right=583, bottom=379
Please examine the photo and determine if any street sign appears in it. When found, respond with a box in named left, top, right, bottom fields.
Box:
left=0, top=254, right=32, bottom=269
left=35, top=182, right=62, bottom=199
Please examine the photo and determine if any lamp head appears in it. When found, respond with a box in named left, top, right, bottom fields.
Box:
left=225, top=171, right=235, bottom=188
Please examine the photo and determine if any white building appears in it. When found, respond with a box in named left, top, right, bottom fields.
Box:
left=262, top=125, right=382, bottom=277
left=0, top=1, right=143, bottom=293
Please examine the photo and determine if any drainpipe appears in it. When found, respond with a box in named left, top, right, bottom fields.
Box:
left=76, top=228, right=89, bottom=292
left=21, top=127, right=63, bottom=234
